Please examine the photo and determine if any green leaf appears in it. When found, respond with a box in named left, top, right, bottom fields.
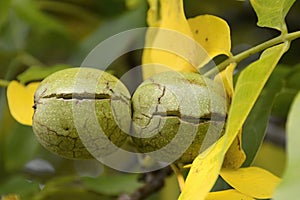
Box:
left=272, top=64, right=300, bottom=118
left=70, top=2, right=147, bottom=67
left=211, top=176, right=232, bottom=192
left=226, top=43, right=288, bottom=151
left=3, top=123, right=39, bottom=171
left=242, top=65, right=290, bottom=166
left=273, top=92, right=300, bottom=199
left=253, top=142, right=286, bottom=176
left=17, top=65, right=71, bottom=84
left=179, top=43, right=288, bottom=200
left=12, top=0, right=66, bottom=34
left=250, top=0, right=295, bottom=31
left=34, top=190, right=112, bottom=200
left=33, top=175, right=142, bottom=200
left=0, top=11, right=29, bottom=51
left=0, top=175, right=40, bottom=197
left=83, top=174, right=143, bottom=195
left=272, top=89, right=298, bottom=118
left=286, top=64, right=300, bottom=89
left=32, top=176, right=112, bottom=200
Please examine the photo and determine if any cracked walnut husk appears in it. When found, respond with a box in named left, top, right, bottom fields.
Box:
left=131, top=71, right=228, bottom=164
left=32, top=68, right=131, bottom=159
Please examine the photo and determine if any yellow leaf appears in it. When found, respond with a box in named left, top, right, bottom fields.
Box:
left=205, top=189, right=254, bottom=200
left=178, top=138, right=226, bottom=200
left=146, top=0, right=161, bottom=27
left=1, top=194, right=20, bottom=200
left=179, top=132, right=242, bottom=200
left=215, top=64, right=246, bottom=169
left=223, top=129, right=246, bottom=169
left=143, top=3, right=233, bottom=79
left=158, top=0, right=193, bottom=39
left=142, top=0, right=200, bottom=79
left=188, top=15, right=232, bottom=67
left=220, top=167, right=281, bottom=199
left=7, top=81, right=40, bottom=126
left=214, top=63, right=235, bottom=100
left=179, top=44, right=287, bottom=200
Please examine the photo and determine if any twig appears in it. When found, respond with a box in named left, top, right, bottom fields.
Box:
left=170, top=164, right=185, bottom=191
left=204, top=30, right=300, bottom=77
left=118, top=166, right=173, bottom=200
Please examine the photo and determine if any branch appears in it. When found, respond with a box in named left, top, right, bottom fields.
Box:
left=118, top=166, right=173, bottom=200
left=204, top=30, right=300, bottom=77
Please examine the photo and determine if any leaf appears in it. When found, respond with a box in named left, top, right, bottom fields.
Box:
left=179, top=43, right=288, bottom=200
left=83, top=174, right=143, bottom=195
left=178, top=140, right=226, bottom=200
left=0, top=176, right=39, bottom=197
left=223, top=43, right=288, bottom=157
left=70, top=2, right=147, bottom=67
left=188, top=15, right=231, bottom=66
left=34, top=189, right=111, bottom=200
left=273, top=92, right=300, bottom=199
left=142, top=2, right=233, bottom=79
left=214, top=63, right=235, bottom=99
left=252, top=142, right=286, bottom=176
left=13, top=0, right=66, bottom=33
left=1, top=194, right=20, bottom=200
left=17, top=65, right=70, bottom=84
left=7, top=81, right=40, bottom=126
left=272, top=64, right=300, bottom=118
left=0, top=10, right=29, bottom=51
left=250, top=0, right=296, bottom=31
left=33, top=175, right=142, bottom=200
left=32, top=176, right=111, bottom=200
left=285, top=64, right=300, bottom=89
left=3, top=122, right=39, bottom=171
left=210, top=176, right=232, bottom=192
left=242, top=65, right=289, bottom=166
left=220, top=167, right=280, bottom=199
left=272, top=89, right=298, bottom=118
left=142, top=0, right=199, bottom=79
left=216, top=64, right=246, bottom=169
left=222, top=130, right=246, bottom=169
left=146, top=0, right=160, bottom=27
left=205, top=189, right=254, bottom=200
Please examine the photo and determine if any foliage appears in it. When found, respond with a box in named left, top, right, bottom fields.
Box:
left=273, top=92, right=300, bottom=199
left=1, top=0, right=300, bottom=199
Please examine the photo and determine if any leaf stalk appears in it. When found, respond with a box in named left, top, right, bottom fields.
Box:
left=204, top=30, right=300, bottom=77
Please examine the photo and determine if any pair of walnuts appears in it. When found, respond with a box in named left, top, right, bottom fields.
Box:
left=32, top=68, right=227, bottom=164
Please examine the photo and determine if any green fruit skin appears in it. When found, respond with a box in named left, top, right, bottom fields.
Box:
left=32, top=68, right=131, bottom=160
left=131, top=71, right=228, bottom=163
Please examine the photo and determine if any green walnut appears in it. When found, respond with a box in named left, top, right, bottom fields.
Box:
left=32, top=68, right=131, bottom=160
left=131, top=71, right=228, bottom=164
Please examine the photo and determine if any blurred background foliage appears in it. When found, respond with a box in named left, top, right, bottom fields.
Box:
left=0, top=0, right=299, bottom=199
